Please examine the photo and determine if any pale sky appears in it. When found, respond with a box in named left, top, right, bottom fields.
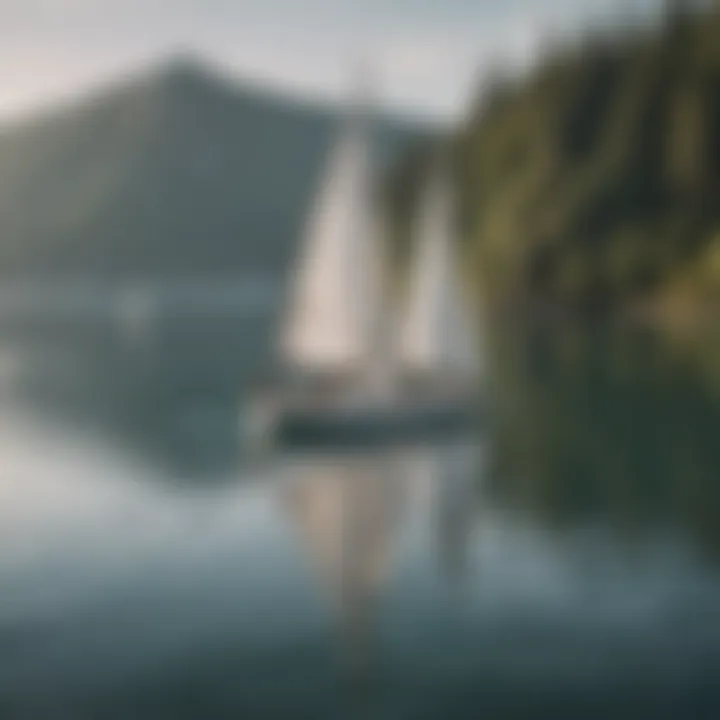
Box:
left=0, top=0, right=661, bottom=123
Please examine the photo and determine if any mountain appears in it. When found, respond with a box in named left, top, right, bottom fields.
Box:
left=0, top=57, right=420, bottom=280
left=389, top=2, right=720, bottom=318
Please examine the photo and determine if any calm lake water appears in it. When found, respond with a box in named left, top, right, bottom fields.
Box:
left=1, top=306, right=720, bottom=719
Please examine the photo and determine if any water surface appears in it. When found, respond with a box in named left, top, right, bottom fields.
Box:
left=1, top=309, right=720, bottom=719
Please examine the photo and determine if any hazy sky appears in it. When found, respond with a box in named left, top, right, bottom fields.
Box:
left=0, top=0, right=660, bottom=122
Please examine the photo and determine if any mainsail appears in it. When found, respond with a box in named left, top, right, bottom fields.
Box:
left=400, top=165, right=480, bottom=380
left=281, top=93, right=384, bottom=378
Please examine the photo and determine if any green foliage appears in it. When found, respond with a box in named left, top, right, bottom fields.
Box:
left=485, top=320, right=720, bottom=557
left=389, top=4, right=720, bottom=314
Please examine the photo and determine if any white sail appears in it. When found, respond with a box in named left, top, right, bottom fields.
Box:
left=400, top=167, right=480, bottom=381
left=281, top=102, right=383, bottom=377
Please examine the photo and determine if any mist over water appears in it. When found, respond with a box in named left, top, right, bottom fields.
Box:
left=1, top=299, right=720, bottom=718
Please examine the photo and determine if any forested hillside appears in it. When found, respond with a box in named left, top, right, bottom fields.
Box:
left=389, top=2, right=720, bottom=318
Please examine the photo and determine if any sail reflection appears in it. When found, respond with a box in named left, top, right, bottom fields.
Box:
left=280, top=451, right=404, bottom=693
left=433, top=443, right=485, bottom=586
left=278, top=440, right=485, bottom=693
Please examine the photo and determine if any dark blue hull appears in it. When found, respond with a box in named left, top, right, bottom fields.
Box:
left=274, top=403, right=480, bottom=449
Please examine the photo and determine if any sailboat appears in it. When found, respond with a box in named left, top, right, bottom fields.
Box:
left=244, top=83, right=481, bottom=449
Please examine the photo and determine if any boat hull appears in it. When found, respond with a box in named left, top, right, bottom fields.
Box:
left=244, top=395, right=481, bottom=451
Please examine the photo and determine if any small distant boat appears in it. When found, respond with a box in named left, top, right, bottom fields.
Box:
left=244, top=75, right=482, bottom=450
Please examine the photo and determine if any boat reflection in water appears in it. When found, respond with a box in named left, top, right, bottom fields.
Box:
left=277, top=439, right=484, bottom=701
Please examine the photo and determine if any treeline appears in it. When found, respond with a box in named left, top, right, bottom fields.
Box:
left=388, top=1, right=720, bottom=316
